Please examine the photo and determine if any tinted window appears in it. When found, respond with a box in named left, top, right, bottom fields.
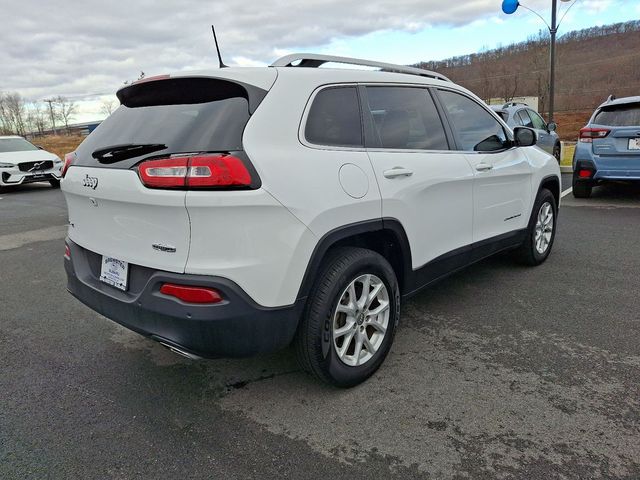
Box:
left=516, top=110, right=534, bottom=128
left=365, top=87, right=448, bottom=150
left=594, top=104, right=640, bottom=126
left=76, top=79, right=253, bottom=169
left=306, top=87, right=362, bottom=147
left=528, top=110, right=547, bottom=130
left=439, top=90, right=508, bottom=152
left=0, top=137, right=38, bottom=153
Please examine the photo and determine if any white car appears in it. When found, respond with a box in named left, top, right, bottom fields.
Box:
left=0, top=136, right=63, bottom=189
left=62, top=54, right=560, bottom=386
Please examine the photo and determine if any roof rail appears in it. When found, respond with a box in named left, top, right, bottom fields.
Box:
left=271, top=53, right=451, bottom=82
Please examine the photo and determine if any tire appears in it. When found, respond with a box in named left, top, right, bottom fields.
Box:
left=49, top=179, right=61, bottom=188
left=514, top=188, right=557, bottom=266
left=572, top=182, right=592, bottom=198
left=553, top=144, right=561, bottom=164
left=294, top=247, right=400, bottom=387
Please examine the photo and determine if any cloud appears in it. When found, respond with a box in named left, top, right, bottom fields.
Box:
left=0, top=0, right=531, bottom=103
left=0, top=0, right=628, bottom=122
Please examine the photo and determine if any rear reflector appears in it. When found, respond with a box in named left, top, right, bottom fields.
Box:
left=64, top=244, right=71, bottom=259
left=579, top=127, right=610, bottom=143
left=62, top=152, right=75, bottom=178
left=160, top=283, right=223, bottom=304
left=137, top=154, right=252, bottom=189
left=578, top=169, right=593, bottom=178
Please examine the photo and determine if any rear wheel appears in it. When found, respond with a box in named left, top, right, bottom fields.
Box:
left=514, top=188, right=557, bottom=266
left=49, top=179, right=60, bottom=188
left=295, top=247, right=400, bottom=387
left=572, top=181, right=592, bottom=198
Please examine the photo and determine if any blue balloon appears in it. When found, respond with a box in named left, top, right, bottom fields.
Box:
left=502, top=0, right=519, bottom=14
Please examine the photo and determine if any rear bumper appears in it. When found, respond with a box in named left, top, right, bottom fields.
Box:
left=64, top=239, right=305, bottom=358
left=574, top=148, right=640, bottom=182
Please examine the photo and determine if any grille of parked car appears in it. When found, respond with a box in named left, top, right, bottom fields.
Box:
left=18, top=160, right=53, bottom=172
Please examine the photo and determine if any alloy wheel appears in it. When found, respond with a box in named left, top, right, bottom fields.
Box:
left=534, top=201, right=554, bottom=254
left=332, top=274, right=390, bottom=367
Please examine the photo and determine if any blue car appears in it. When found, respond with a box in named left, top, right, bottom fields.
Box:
left=573, top=95, right=640, bottom=198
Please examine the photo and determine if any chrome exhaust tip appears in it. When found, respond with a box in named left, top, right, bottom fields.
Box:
left=157, top=341, right=202, bottom=360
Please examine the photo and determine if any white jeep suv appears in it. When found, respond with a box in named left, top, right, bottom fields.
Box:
left=62, top=54, right=560, bottom=386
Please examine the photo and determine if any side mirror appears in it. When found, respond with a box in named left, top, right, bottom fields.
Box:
left=547, top=121, right=557, bottom=132
left=513, top=127, right=537, bottom=147
left=36, top=145, right=44, bottom=150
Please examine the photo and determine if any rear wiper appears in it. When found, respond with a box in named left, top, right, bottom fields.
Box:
left=92, top=143, right=167, bottom=163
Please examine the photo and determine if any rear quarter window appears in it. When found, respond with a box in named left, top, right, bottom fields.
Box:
left=594, top=104, right=640, bottom=126
left=305, top=87, right=363, bottom=148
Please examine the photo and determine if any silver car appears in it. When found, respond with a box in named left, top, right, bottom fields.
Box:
left=491, top=103, right=561, bottom=162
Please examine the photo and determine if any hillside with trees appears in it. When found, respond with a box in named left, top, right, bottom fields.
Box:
left=417, top=20, right=640, bottom=139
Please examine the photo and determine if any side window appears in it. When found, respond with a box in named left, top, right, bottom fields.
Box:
left=305, top=87, right=363, bottom=147
left=528, top=110, right=547, bottom=130
left=365, top=86, right=448, bottom=150
left=438, top=90, right=508, bottom=152
left=516, top=110, right=534, bottom=128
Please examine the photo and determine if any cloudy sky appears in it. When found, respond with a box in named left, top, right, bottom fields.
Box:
left=1, top=0, right=637, bottom=122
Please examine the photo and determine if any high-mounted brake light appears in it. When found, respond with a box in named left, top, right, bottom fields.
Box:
left=62, top=152, right=75, bottom=177
left=137, top=154, right=253, bottom=189
left=579, top=127, right=610, bottom=143
left=160, top=283, right=223, bottom=304
left=132, top=74, right=170, bottom=85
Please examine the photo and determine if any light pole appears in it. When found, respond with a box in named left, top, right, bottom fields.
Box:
left=501, top=0, right=578, bottom=122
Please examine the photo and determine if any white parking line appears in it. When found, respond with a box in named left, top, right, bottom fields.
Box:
left=561, top=187, right=573, bottom=198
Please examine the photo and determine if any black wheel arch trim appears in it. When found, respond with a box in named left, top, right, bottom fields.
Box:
left=296, top=218, right=412, bottom=301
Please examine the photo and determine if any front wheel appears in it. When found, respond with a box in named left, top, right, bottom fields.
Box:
left=553, top=144, right=561, bottom=163
left=514, top=188, right=557, bottom=266
left=295, top=247, right=400, bottom=387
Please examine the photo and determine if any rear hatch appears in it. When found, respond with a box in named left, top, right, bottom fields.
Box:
left=591, top=101, right=640, bottom=157
left=62, top=73, right=273, bottom=274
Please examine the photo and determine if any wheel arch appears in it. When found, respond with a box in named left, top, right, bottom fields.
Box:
left=538, top=174, right=560, bottom=208
left=296, top=218, right=412, bottom=300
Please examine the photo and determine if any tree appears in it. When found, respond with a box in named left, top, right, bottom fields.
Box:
left=0, top=92, right=27, bottom=136
left=55, top=96, right=77, bottom=133
left=100, top=99, right=116, bottom=116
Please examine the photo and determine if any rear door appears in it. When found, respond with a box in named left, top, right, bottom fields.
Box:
left=63, top=75, right=270, bottom=273
left=363, top=85, right=474, bottom=271
left=436, top=89, right=533, bottom=243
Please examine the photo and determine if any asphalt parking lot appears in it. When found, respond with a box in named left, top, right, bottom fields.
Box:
left=1, top=178, right=639, bottom=480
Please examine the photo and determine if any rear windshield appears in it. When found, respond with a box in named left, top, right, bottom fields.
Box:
left=594, top=104, right=640, bottom=127
left=0, top=137, right=38, bottom=153
left=75, top=78, right=257, bottom=169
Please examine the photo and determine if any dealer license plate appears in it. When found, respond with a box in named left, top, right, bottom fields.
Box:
left=100, top=256, right=129, bottom=291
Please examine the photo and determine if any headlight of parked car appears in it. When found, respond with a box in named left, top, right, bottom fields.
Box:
left=0, top=162, right=15, bottom=168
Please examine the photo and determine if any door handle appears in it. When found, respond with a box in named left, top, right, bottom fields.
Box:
left=383, top=167, right=413, bottom=179
left=475, top=163, right=493, bottom=172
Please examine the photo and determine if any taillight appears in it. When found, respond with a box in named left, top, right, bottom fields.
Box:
left=137, top=154, right=253, bottom=189
left=62, top=152, right=75, bottom=177
left=579, top=127, right=610, bottom=143
left=160, top=283, right=223, bottom=304
left=64, top=244, right=71, bottom=260
left=578, top=169, right=593, bottom=178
